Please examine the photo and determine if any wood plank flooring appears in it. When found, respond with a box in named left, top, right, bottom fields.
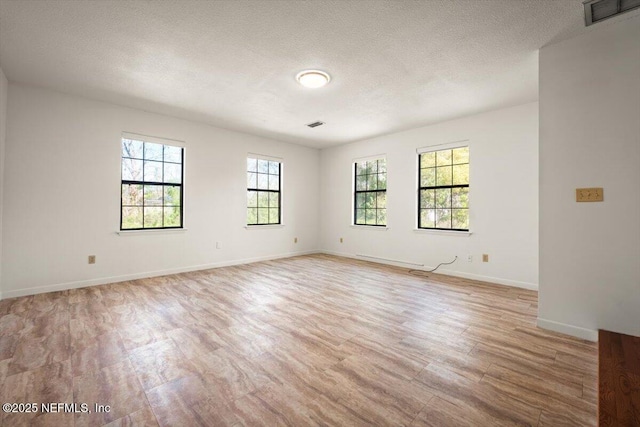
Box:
left=0, top=254, right=597, bottom=426
left=598, top=329, right=640, bottom=426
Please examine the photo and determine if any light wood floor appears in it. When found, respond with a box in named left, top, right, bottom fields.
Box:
left=0, top=254, right=597, bottom=426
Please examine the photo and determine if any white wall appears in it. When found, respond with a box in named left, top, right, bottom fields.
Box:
left=319, top=102, right=539, bottom=289
left=0, top=67, right=7, bottom=299
left=1, top=84, right=319, bottom=298
left=539, top=16, right=640, bottom=340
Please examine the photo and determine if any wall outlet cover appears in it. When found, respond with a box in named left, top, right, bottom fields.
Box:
left=576, top=187, right=603, bottom=202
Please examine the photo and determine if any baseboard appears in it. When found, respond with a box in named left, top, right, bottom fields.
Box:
left=537, top=317, right=598, bottom=342
left=0, top=250, right=320, bottom=299
left=320, top=250, right=538, bottom=291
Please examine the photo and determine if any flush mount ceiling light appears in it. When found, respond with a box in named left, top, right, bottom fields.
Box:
left=296, top=70, right=331, bottom=89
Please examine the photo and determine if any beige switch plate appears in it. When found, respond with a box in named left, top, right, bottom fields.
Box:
left=576, top=187, right=603, bottom=202
left=482, top=254, right=489, bottom=262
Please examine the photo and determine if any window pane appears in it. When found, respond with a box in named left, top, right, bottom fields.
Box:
left=355, top=209, right=365, bottom=224
left=122, top=139, right=143, bottom=159
left=452, top=147, right=469, bottom=165
left=122, top=184, right=142, bottom=206
left=420, top=168, right=436, bottom=187
left=268, top=161, right=280, bottom=175
left=452, top=187, right=468, bottom=209
left=258, top=159, right=269, bottom=173
left=452, top=164, right=468, bottom=185
left=164, top=163, right=182, bottom=184
left=144, top=207, right=163, bottom=228
left=257, top=191, right=269, bottom=208
left=268, top=208, right=279, bottom=223
left=420, top=209, right=435, bottom=228
left=356, top=175, right=367, bottom=191
left=377, top=173, right=387, bottom=190
left=435, top=188, right=451, bottom=209
left=355, top=162, right=367, bottom=176
left=376, top=192, right=386, bottom=209
left=144, top=185, right=163, bottom=206
left=420, top=189, right=435, bottom=208
left=247, top=172, right=257, bottom=188
left=122, top=158, right=143, bottom=181
left=257, top=173, right=268, bottom=190
left=269, top=192, right=279, bottom=208
left=164, top=146, right=182, bottom=163
left=377, top=159, right=387, bottom=174
left=365, top=192, right=376, bottom=208
left=436, top=149, right=452, bottom=166
left=355, top=193, right=365, bottom=209
left=122, top=207, right=143, bottom=229
left=257, top=208, right=268, bottom=224
left=365, top=209, right=376, bottom=225
left=268, top=175, right=279, bottom=191
left=144, top=161, right=163, bottom=182
left=164, top=206, right=181, bottom=227
left=247, top=208, right=257, bottom=225
left=421, top=152, right=436, bottom=168
left=247, top=158, right=257, bottom=172
left=164, top=186, right=181, bottom=206
left=247, top=191, right=257, bottom=207
left=144, top=143, right=163, bottom=161
left=367, top=174, right=377, bottom=191
left=436, top=209, right=451, bottom=228
left=377, top=209, right=387, bottom=225
left=436, top=165, right=452, bottom=186
left=367, top=160, right=378, bottom=174
left=452, top=209, right=469, bottom=230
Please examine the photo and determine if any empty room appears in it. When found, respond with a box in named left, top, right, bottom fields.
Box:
left=0, top=0, right=639, bottom=426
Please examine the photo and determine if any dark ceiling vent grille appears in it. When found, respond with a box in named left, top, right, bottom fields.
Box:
left=584, top=0, right=640, bottom=26
left=306, top=121, right=325, bottom=128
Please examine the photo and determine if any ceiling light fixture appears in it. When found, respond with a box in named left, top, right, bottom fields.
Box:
left=296, top=70, right=331, bottom=89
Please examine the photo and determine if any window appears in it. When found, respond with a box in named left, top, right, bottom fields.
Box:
left=354, top=158, right=387, bottom=226
left=247, top=156, right=281, bottom=225
left=121, top=136, right=183, bottom=230
left=418, top=146, right=469, bottom=231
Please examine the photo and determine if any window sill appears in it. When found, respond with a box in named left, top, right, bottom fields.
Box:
left=245, top=224, right=284, bottom=229
left=117, top=228, right=188, bottom=236
left=413, top=228, right=472, bottom=236
left=350, top=225, right=389, bottom=230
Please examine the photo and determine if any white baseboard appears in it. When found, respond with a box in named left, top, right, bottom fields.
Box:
left=0, top=250, right=320, bottom=300
left=537, top=318, right=598, bottom=342
left=320, top=250, right=538, bottom=291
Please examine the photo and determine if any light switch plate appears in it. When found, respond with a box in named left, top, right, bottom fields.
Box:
left=576, top=187, right=603, bottom=202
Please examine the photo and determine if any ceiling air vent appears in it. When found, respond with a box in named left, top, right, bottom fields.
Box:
left=584, top=0, right=640, bottom=26
left=306, top=121, right=325, bottom=128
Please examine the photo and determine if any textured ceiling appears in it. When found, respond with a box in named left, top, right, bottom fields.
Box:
left=0, top=0, right=624, bottom=148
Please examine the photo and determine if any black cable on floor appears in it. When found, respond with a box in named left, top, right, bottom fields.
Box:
left=408, top=256, right=458, bottom=277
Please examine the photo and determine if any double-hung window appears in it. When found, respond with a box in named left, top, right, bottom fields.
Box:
left=354, top=158, right=387, bottom=226
left=120, top=135, right=184, bottom=230
left=418, top=146, right=469, bottom=231
left=247, top=156, right=281, bottom=225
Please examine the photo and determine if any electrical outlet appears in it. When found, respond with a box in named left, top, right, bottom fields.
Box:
left=340, top=237, right=343, bottom=243
left=294, top=237, right=298, bottom=243
left=576, top=187, right=603, bottom=202
left=482, top=254, right=489, bottom=262
left=88, top=255, right=96, bottom=264
left=216, top=241, right=221, bottom=249
left=467, top=255, right=472, bottom=263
